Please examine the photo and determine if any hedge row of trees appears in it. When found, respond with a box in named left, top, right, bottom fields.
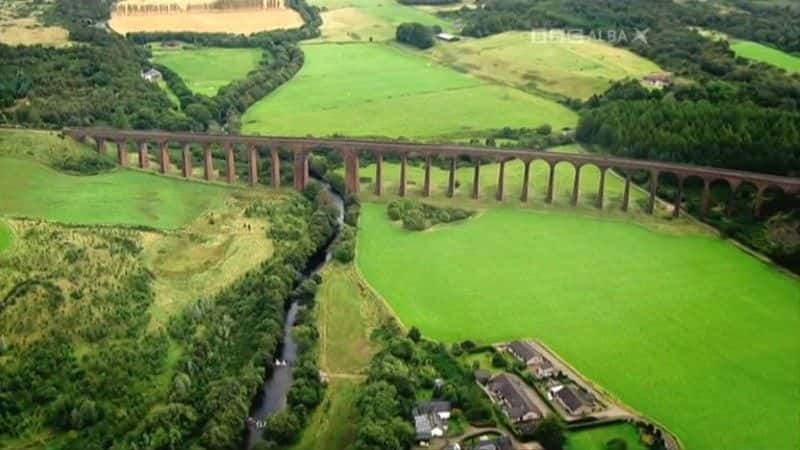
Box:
left=387, top=200, right=474, bottom=231
left=396, top=22, right=436, bottom=49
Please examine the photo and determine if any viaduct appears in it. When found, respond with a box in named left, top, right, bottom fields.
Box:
left=67, top=128, right=800, bottom=218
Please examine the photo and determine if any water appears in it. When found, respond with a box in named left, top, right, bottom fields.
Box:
left=245, top=180, right=344, bottom=448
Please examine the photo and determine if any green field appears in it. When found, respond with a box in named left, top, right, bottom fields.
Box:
left=0, top=220, right=12, bottom=253
left=310, top=0, right=451, bottom=42
left=730, top=40, right=800, bottom=72
left=242, top=43, right=578, bottom=139
left=151, top=45, right=263, bottom=96
left=356, top=203, right=800, bottom=450
left=290, top=379, right=361, bottom=450
left=430, top=31, right=664, bottom=99
left=567, top=424, right=648, bottom=450
left=0, top=157, right=232, bottom=229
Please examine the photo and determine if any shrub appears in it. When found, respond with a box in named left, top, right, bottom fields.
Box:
left=396, top=22, right=435, bottom=49
left=403, top=208, right=427, bottom=231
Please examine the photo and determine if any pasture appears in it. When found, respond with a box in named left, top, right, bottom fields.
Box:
left=356, top=203, right=800, bottom=450
left=0, top=157, right=231, bottom=229
left=151, top=45, right=264, bottom=96
left=311, top=0, right=451, bottom=42
left=429, top=31, right=664, bottom=99
left=242, top=43, right=578, bottom=139
left=730, top=40, right=800, bottom=72
left=109, top=9, right=303, bottom=34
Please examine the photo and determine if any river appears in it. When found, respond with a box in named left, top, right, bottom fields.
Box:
left=245, top=180, right=344, bottom=448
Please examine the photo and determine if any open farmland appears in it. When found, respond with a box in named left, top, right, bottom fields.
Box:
left=730, top=40, right=800, bottom=72
left=356, top=202, right=800, bottom=450
left=0, top=220, right=12, bottom=253
left=311, top=0, right=451, bottom=42
left=429, top=31, right=663, bottom=99
left=109, top=8, right=303, bottom=34
left=242, top=43, right=578, bottom=139
left=151, top=45, right=264, bottom=96
left=0, top=0, right=69, bottom=46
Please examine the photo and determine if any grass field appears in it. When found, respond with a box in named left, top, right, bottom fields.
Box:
left=0, top=220, right=12, bottom=253
left=730, top=40, right=800, bottom=72
left=151, top=45, right=263, bottom=96
left=356, top=203, right=800, bottom=450
left=290, top=379, right=361, bottom=450
left=567, top=424, right=648, bottom=450
left=311, top=0, right=451, bottom=42
left=0, top=157, right=231, bottom=229
left=429, top=31, right=663, bottom=99
left=242, top=43, right=578, bottom=139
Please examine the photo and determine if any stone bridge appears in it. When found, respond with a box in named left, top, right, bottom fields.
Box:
left=67, top=128, right=800, bottom=218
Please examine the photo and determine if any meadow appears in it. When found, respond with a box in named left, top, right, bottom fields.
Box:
left=310, top=0, right=451, bottom=42
left=429, top=31, right=664, bottom=99
left=730, top=40, right=800, bottom=72
left=0, top=157, right=231, bottom=229
left=151, top=45, right=263, bottom=96
left=109, top=9, right=303, bottom=34
left=356, top=203, right=800, bottom=450
left=242, top=43, right=578, bottom=139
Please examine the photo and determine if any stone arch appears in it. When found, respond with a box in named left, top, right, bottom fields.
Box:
left=548, top=160, right=577, bottom=205
left=574, top=162, right=605, bottom=208
left=758, top=184, right=793, bottom=218
left=680, top=175, right=706, bottom=217
left=732, top=180, right=760, bottom=218
left=706, top=178, right=735, bottom=218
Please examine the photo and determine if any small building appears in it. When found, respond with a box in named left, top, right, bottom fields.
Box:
left=436, top=32, right=460, bottom=42
left=530, top=359, right=555, bottom=379
left=507, top=341, right=543, bottom=366
left=487, top=373, right=542, bottom=423
left=551, top=385, right=594, bottom=416
left=474, top=369, right=492, bottom=385
left=141, top=68, right=163, bottom=83
left=413, top=401, right=451, bottom=444
left=413, top=400, right=452, bottom=420
left=470, top=435, right=514, bottom=450
left=643, top=73, right=672, bottom=88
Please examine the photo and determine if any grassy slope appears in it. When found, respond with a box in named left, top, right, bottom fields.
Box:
left=730, top=40, right=800, bottom=72
left=356, top=203, right=800, bottom=450
left=151, top=46, right=263, bottom=96
left=429, top=31, right=663, bottom=99
left=0, top=220, right=11, bottom=253
left=310, top=0, right=451, bottom=42
left=242, top=43, right=578, bottom=139
left=290, top=379, right=360, bottom=450
left=567, top=423, right=648, bottom=450
left=0, top=157, right=231, bottom=229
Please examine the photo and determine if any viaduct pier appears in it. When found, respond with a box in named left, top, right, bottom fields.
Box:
left=67, top=128, right=800, bottom=218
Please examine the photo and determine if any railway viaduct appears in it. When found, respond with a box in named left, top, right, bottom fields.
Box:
left=67, top=128, right=800, bottom=218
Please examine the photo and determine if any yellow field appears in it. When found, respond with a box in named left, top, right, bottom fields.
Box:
left=109, top=8, right=303, bottom=34
left=0, top=1, right=69, bottom=47
left=429, top=31, right=663, bottom=99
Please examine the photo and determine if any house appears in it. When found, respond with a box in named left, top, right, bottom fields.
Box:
left=469, top=435, right=514, bottom=450
left=643, top=73, right=672, bottom=88
left=413, top=401, right=451, bottom=444
left=530, top=359, right=555, bottom=379
left=507, top=341, right=543, bottom=366
left=487, top=373, right=542, bottom=423
left=474, top=369, right=491, bottom=385
left=413, top=400, right=452, bottom=420
left=550, top=385, right=594, bottom=416
left=436, top=32, right=460, bottom=42
left=141, top=68, right=163, bottom=83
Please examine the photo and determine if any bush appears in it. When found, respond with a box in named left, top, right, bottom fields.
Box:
left=333, top=239, right=355, bottom=263
left=403, top=208, right=427, bottom=231
left=396, top=22, right=435, bottom=49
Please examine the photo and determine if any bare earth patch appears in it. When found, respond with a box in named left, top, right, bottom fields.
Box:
left=109, top=9, right=304, bottom=34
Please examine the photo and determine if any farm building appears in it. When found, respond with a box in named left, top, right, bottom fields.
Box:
left=643, top=73, right=672, bottom=88
left=507, top=340, right=543, bottom=366
left=436, top=32, right=460, bottom=42
left=550, top=384, right=594, bottom=416
left=487, top=373, right=542, bottom=423
left=141, top=68, right=163, bottom=83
